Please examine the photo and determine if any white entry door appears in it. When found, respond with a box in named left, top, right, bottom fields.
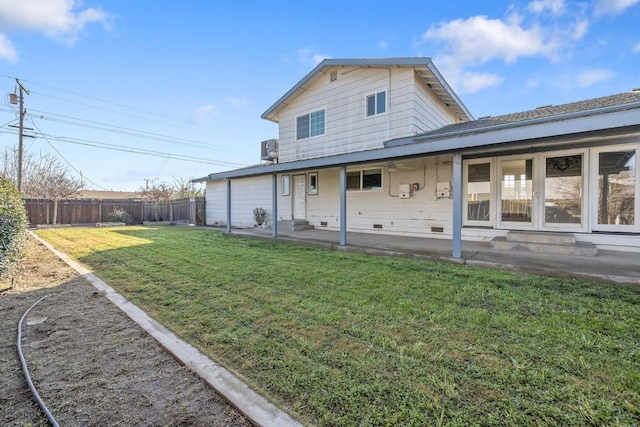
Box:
left=292, top=174, right=306, bottom=219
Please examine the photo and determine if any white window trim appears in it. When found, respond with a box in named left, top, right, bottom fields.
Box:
left=281, top=175, right=290, bottom=196
left=296, top=108, right=326, bottom=141
left=308, top=172, right=318, bottom=195
left=463, top=158, right=495, bottom=227
left=365, top=89, right=387, bottom=118
left=346, top=167, right=383, bottom=192
left=589, top=144, right=640, bottom=233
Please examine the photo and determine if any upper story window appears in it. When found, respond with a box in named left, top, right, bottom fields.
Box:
left=366, top=91, right=386, bottom=117
left=296, top=109, right=325, bottom=140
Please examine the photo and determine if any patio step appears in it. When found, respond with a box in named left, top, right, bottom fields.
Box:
left=277, top=220, right=314, bottom=232
left=492, top=231, right=598, bottom=256
left=506, top=230, right=577, bottom=245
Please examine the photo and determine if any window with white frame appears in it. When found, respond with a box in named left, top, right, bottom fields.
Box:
left=366, top=91, right=386, bottom=117
left=296, top=109, right=325, bottom=140
left=346, top=168, right=382, bottom=191
left=281, top=175, right=290, bottom=196
left=308, top=172, right=318, bottom=195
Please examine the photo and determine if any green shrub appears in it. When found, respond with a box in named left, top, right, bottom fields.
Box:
left=0, top=177, right=28, bottom=279
left=107, top=207, right=134, bottom=225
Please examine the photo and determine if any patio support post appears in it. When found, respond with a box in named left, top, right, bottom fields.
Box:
left=226, top=178, right=232, bottom=233
left=339, top=165, right=347, bottom=246
left=272, top=173, right=278, bottom=238
left=452, top=152, right=462, bottom=259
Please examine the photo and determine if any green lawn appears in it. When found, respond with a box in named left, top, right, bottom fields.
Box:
left=35, top=226, right=640, bottom=426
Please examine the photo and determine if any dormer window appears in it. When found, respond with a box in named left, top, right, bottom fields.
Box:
left=296, top=109, right=325, bottom=140
left=366, top=91, right=386, bottom=117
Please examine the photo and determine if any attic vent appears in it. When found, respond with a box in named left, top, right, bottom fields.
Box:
left=632, top=88, right=640, bottom=92
left=478, top=115, right=492, bottom=119
left=536, top=104, right=553, bottom=109
left=330, top=69, right=337, bottom=82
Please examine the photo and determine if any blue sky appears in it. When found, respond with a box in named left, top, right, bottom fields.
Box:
left=1, top=0, right=639, bottom=191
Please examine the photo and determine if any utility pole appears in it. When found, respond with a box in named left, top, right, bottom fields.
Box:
left=16, top=79, right=30, bottom=193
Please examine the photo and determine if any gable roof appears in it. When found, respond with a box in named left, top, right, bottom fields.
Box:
left=386, top=91, right=640, bottom=147
left=261, top=57, right=473, bottom=123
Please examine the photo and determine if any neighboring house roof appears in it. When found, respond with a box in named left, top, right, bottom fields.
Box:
left=77, top=190, right=141, bottom=200
left=194, top=90, right=640, bottom=183
left=261, top=57, right=474, bottom=123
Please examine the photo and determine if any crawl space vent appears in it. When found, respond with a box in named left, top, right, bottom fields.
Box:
left=320, top=221, right=328, bottom=227
left=373, top=224, right=383, bottom=230
left=431, top=226, right=444, bottom=233
left=330, top=69, right=337, bottom=82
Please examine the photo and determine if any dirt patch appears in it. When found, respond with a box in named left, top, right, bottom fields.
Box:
left=0, top=235, right=251, bottom=426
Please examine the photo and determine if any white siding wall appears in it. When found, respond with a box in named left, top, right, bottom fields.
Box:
left=205, top=176, right=273, bottom=228
left=305, top=157, right=466, bottom=239
left=277, top=67, right=458, bottom=163
left=413, top=75, right=460, bottom=133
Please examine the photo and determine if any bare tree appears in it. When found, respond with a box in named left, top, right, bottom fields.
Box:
left=1, top=147, right=83, bottom=224
left=172, top=176, right=203, bottom=198
left=139, top=179, right=174, bottom=221
left=24, top=154, right=83, bottom=224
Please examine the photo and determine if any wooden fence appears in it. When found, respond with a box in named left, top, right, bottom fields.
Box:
left=24, top=197, right=205, bottom=226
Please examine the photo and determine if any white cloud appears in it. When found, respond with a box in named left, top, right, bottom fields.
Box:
left=227, top=96, right=249, bottom=108
left=0, top=33, right=16, bottom=62
left=424, top=16, right=558, bottom=67
left=296, top=47, right=329, bottom=67
left=633, top=42, right=640, bottom=52
left=574, top=68, right=616, bottom=87
left=572, top=19, right=589, bottom=40
left=459, top=71, right=505, bottom=93
left=423, top=14, right=560, bottom=92
left=528, top=0, right=565, bottom=15
left=594, top=0, right=640, bottom=16
left=0, top=0, right=110, bottom=55
left=192, top=104, right=220, bottom=123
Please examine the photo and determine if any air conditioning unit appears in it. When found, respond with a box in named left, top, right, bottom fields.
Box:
left=261, top=139, right=278, bottom=162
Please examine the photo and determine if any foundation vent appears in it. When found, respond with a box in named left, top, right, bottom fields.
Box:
left=320, top=221, right=328, bottom=227
left=373, top=224, right=383, bottom=230
left=431, top=226, right=444, bottom=233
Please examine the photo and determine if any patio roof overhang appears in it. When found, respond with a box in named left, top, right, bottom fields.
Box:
left=193, top=100, right=640, bottom=183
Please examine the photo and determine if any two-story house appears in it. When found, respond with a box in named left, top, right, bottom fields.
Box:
left=195, top=57, right=640, bottom=257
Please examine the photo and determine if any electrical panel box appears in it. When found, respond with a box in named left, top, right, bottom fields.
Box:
left=399, top=184, right=412, bottom=199
left=436, top=181, right=451, bottom=199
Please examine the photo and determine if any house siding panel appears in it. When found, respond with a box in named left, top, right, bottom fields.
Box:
left=205, top=176, right=273, bottom=228
left=277, top=67, right=457, bottom=163
left=306, top=157, right=458, bottom=238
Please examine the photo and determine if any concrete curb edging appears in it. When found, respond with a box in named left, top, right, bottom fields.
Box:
left=29, top=231, right=303, bottom=427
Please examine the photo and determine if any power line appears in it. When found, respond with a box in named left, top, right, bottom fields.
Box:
left=26, top=108, right=241, bottom=152
left=1, top=74, right=221, bottom=132
left=29, top=119, right=109, bottom=190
